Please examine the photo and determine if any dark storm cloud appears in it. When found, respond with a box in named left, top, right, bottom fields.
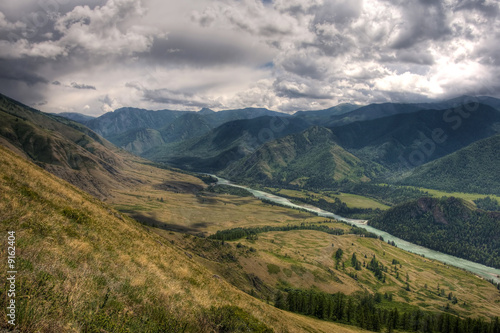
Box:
left=280, top=52, right=327, bottom=80
left=454, top=0, right=499, bottom=17
left=312, top=0, right=362, bottom=26
left=70, top=82, right=96, bottom=90
left=273, top=77, right=333, bottom=100
left=395, top=49, right=435, bottom=65
left=125, top=82, right=222, bottom=109
left=389, top=0, right=452, bottom=49
left=147, top=33, right=272, bottom=67
left=0, top=60, right=49, bottom=85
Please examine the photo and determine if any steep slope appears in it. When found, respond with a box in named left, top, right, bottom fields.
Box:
left=0, top=144, right=361, bottom=333
left=329, top=103, right=500, bottom=170
left=223, top=126, right=385, bottom=187
left=144, top=115, right=310, bottom=172
left=111, top=128, right=166, bottom=155
left=0, top=93, right=134, bottom=198
left=159, top=112, right=213, bottom=143
left=369, top=197, right=500, bottom=268
left=398, top=134, right=500, bottom=195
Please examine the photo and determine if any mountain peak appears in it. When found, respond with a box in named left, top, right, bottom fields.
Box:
left=199, top=107, right=215, bottom=114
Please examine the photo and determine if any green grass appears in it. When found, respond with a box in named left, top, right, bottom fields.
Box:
left=271, top=188, right=390, bottom=210
left=325, top=192, right=390, bottom=210
left=387, top=184, right=500, bottom=204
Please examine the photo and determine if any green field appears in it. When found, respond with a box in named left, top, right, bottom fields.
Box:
left=399, top=186, right=500, bottom=204
left=269, top=188, right=390, bottom=210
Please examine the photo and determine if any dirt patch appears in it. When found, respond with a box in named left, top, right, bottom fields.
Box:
left=154, top=180, right=204, bottom=194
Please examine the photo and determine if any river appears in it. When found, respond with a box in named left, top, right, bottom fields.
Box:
left=214, top=176, right=500, bottom=285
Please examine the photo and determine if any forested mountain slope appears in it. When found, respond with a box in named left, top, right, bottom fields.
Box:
left=329, top=103, right=500, bottom=170
left=223, top=126, right=385, bottom=187
left=143, top=115, right=310, bottom=172
left=369, top=197, right=500, bottom=268
left=398, top=134, right=500, bottom=195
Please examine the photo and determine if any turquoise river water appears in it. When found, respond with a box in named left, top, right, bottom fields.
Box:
left=214, top=176, right=500, bottom=285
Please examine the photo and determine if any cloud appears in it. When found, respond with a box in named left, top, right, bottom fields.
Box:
left=454, top=0, right=499, bottom=17
left=0, top=11, right=26, bottom=31
left=126, top=81, right=223, bottom=109
left=71, top=82, right=96, bottom=90
left=0, top=59, right=49, bottom=85
left=387, top=1, right=452, bottom=49
left=1, top=0, right=500, bottom=114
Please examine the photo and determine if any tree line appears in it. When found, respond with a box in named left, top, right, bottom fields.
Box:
left=274, top=289, right=500, bottom=333
left=370, top=197, right=500, bottom=269
left=208, top=223, right=380, bottom=242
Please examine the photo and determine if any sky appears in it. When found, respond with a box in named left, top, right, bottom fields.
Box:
left=0, top=0, right=499, bottom=116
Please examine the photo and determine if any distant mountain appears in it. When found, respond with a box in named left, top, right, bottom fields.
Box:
left=110, top=128, right=165, bottom=155
left=329, top=103, right=500, bottom=170
left=398, top=134, right=500, bottom=195
left=324, top=96, right=500, bottom=127
left=0, top=93, right=134, bottom=198
left=106, top=112, right=215, bottom=155
left=159, top=112, right=213, bottom=143
left=202, top=107, right=291, bottom=126
left=370, top=197, right=500, bottom=268
left=143, top=115, right=309, bottom=172
left=56, top=112, right=95, bottom=123
left=86, top=106, right=289, bottom=154
left=86, top=107, right=187, bottom=138
left=438, top=95, right=500, bottom=111
left=222, top=126, right=385, bottom=187
left=293, top=103, right=361, bottom=125
left=326, top=103, right=424, bottom=127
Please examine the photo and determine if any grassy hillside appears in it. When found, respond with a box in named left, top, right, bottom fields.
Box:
left=0, top=93, right=134, bottom=199
left=370, top=197, right=500, bottom=268
left=223, top=126, right=385, bottom=187
left=398, top=135, right=500, bottom=195
left=102, top=164, right=500, bottom=323
left=0, top=144, right=365, bottom=333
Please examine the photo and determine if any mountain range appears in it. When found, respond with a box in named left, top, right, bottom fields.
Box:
left=57, top=95, right=500, bottom=194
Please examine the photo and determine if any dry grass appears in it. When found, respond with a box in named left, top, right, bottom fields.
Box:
left=0, top=144, right=362, bottom=332
left=99, top=151, right=500, bottom=322
left=108, top=161, right=326, bottom=236
left=236, top=229, right=500, bottom=319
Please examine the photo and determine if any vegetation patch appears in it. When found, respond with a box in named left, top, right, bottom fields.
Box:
left=267, top=263, right=281, bottom=274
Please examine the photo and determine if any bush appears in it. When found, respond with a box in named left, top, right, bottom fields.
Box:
left=199, top=305, right=273, bottom=332
left=267, top=264, right=281, bottom=274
